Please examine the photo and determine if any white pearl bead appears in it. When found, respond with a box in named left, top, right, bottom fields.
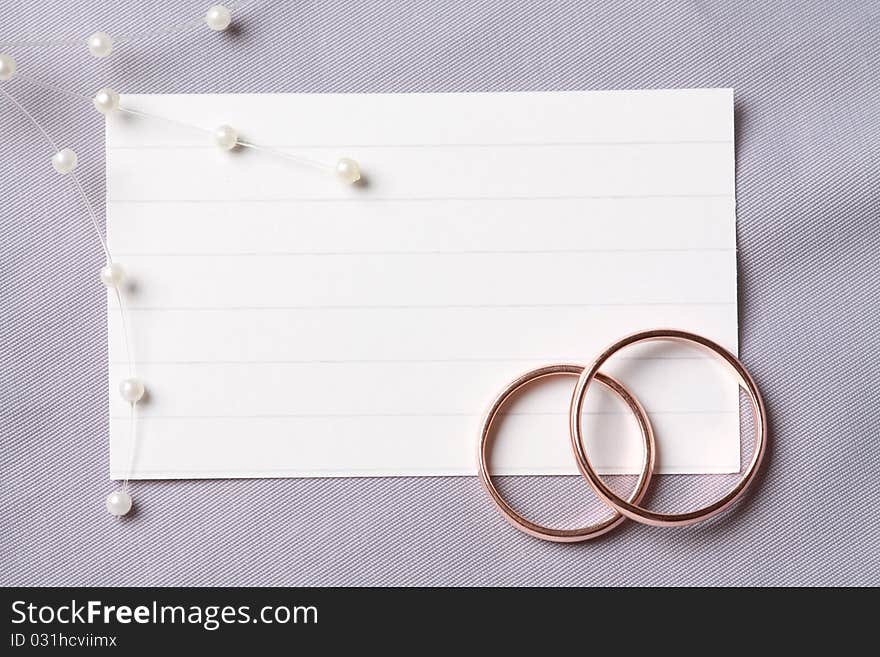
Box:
left=87, top=32, right=113, bottom=58
left=99, top=262, right=125, bottom=288
left=51, top=148, right=78, bottom=174
left=119, top=377, right=145, bottom=403
left=335, top=157, right=361, bottom=184
left=205, top=5, right=232, bottom=31
left=0, top=53, right=16, bottom=81
left=214, top=124, right=238, bottom=150
left=106, top=490, right=132, bottom=516
left=93, top=87, right=120, bottom=115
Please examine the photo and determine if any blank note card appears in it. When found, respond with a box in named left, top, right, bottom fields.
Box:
left=106, top=89, right=738, bottom=479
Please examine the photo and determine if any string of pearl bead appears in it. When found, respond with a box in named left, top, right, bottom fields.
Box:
left=1, top=4, right=242, bottom=51
left=2, top=73, right=362, bottom=205
left=106, top=373, right=144, bottom=517
left=88, top=2, right=234, bottom=58
left=3, top=80, right=152, bottom=519
left=0, top=0, right=362, bottom=518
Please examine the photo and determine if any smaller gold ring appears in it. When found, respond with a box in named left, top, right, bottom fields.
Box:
left=478, top=364, right=656, bottom=542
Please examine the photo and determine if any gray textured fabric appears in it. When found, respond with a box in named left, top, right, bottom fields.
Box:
left=1, top=0, right=879, bottom=586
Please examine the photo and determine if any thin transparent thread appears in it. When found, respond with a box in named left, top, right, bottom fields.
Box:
left=16, top=73, right=96, bottom=101
left=122, top=403, right=136, bottom=490
left=0, top=0, right=254, bottom=48
left=0, top=85, right=137, bottom=494
left=118, top=106, right=212, bottom=136
left=237, top=140, right=334, bottom=173
left=114, top=288, right=134, bottom=376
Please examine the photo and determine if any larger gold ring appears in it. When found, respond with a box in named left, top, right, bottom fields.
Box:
left=569, top=329, right=768, bottom=527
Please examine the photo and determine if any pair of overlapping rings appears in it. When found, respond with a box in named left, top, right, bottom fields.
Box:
left=477, top=329, right=768, bottom=542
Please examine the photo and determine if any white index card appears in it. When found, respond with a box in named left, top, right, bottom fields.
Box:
left=106, top=89, right=739, bottom=479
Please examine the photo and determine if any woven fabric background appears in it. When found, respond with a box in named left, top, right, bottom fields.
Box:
left=1, top=1, right=879, bottom=586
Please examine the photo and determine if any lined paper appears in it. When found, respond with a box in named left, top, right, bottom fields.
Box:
left=106, top=90, right=738, bottom=479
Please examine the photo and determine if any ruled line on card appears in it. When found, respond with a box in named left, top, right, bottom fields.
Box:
left=120, top=301, right=736, bottom=311
left=107, top=355, right=720, bottom=365
left=109, top=139, right=735, bottom=150
left=110, top=410, right=739, bottom=420
left=113, top=247, right=736, bottom=257
left=108, top=193, right=735, bottom=203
